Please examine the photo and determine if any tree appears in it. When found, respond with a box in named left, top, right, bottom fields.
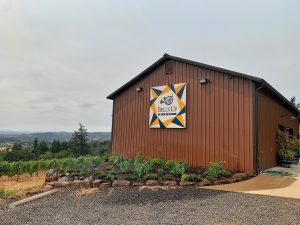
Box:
left=60, top=141, right=69, bottom=151
left=88, top=140, right=111, bottom=155
left=290, top=96, right=300, bottom=109
left=50, top=140, right=61, bottom=153
left=38, top=141, right=49, bottom=154
left=71, top=123, right=89, bottom=156
left=4, top=143, right=38, bottom=162
left=11, top=143, right=22, bottom=152
left=32, top=138, right=39, bottom=154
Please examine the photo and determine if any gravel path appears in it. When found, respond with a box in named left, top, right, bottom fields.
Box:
left=1, top=187, right=300, bottom=225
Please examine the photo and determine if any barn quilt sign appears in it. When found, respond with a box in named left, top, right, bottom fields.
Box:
left=149, top=83, right=186, bottom=128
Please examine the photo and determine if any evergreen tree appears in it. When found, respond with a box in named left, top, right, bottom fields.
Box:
left=71, top=123, right=89, bottom=156
left=32, top=138, right=39, bottom=154
left=60, top=141, right=69, bottom=151
left=50, top=140, right=61, bottom=153
left=38, top=141, right=49, bottom=154
left=12, top=143, right=22, bottom=152
left=290, top=96, right=300, bottom=109
left=4, top=143, right=35, bottom=162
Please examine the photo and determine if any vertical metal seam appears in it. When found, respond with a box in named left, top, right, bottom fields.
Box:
left=252, top=81, right=258, bottom=173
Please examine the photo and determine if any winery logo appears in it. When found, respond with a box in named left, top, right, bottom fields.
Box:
left=160, top=95, right=173, bottom=105
left=149, top=83, right=186, bottom=129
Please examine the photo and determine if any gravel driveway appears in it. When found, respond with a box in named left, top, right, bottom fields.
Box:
left=1, top=187, right=300, bottom=225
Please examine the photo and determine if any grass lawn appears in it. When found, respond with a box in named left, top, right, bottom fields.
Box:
left=0, top=172, right=45, bottom=199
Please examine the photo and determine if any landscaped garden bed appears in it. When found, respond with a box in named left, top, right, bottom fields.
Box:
left=43, top=155, right=254, bottom=190
left=276, top=129, right=300, bottom=168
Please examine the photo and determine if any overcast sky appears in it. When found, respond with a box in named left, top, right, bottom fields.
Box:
left=0, top=0, right=299, bottom=132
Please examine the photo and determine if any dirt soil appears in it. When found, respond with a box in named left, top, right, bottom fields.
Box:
left=0, top=172, right=45, bottom=201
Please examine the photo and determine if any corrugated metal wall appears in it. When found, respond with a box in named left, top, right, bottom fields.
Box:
left=257, top=89, right=299, bottom=170
left=112, top=60, right=254, bottom=172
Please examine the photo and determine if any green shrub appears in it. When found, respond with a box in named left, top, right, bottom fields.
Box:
left=119, top=159, right=134, bottom=173
left=95, top=172, right=106, bottom=179
left=111, top=155, right=125, bottom=165
left=143, top=160, right=154, bottom=173
left=39, top=150, right=72, bottom=160
left=169, top=161, right=187, bottom=176
left=163, top=174, right=174, bottom=181
left=133, top=165, right=144, bottom=178
left=276, top=129, right=300, bottom=156
left=132, top=156, right=154, bottom=178
left=0, top=162, right=10, bottom=177
left=221, top=170, right=232, bottom=177
left=277, top=148, right=295, bottom=160
left=106, top=165, right=115, bottom=171
left=157, top=168, right=164, bottom=174
left=106, top=171, right=116, bottom=181
left=91, top=156, right=104, bottom=168
left=0, top=188, right=11, bottom=198
left=42, top=160, right=51, bottom=170
left=65, top=158, right=76, bottom=172
left=133, top=163, right=147, bottom=178
left=53, top=150, right=73, bottom=159
left=9, top=161, right=24, bottom=180
left=79, top=166, right=88, bottom=174
left=77, top=157, right=88, bottom=174
left=150, top=158, right=165, bottom=168
left=101, top=153, right=109, bottom=162
left=165, top=160, right=187, bottom=176
left=108, top=170, right=115, bottom=176
left=48, top=159, right=59, bottom=170
left=181, top=173, right=200, bottom=182
left=0, top=152, right=6, bottom=162
left=206, top=161, right=231, bottom=179
left=0, top=156, right=105, bottom=179
left=133, top=154, right=142, bottom=163
left=37, top=160, right=46, bottom=171
left=144, top=173, right=159, bottom=180
left=30, top=161, right=39, bottom=176
left=166, top=160, right=175, bottom=169
left=289, top=136, right=300, bottom=153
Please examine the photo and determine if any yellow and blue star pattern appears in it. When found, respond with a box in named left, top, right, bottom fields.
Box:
left=149, top=83, right=186, bottom=128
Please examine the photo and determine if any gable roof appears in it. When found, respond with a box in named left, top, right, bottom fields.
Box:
left=107, top=53, right=299, bottom=115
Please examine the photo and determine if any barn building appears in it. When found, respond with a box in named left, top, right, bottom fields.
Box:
left=107, top=54, right=299, bottom=172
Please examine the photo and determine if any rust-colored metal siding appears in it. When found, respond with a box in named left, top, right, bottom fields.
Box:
left=112, top=60, right=254, bottom=172
left=257, top=89, right=299, bottom=170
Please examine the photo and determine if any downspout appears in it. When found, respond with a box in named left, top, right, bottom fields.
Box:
left=254, top=81, right=265, bottom=173
left=110, top=100, right=115, bottom=154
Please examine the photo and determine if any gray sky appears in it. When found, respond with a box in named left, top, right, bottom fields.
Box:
left=0, top=0, right=299, bottom=132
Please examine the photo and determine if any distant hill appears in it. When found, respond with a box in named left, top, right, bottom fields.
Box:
left=0, top=131, right=111, bottom=143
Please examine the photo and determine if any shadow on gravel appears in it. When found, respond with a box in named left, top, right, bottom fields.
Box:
left=87, top=187, right=229, bottom=206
